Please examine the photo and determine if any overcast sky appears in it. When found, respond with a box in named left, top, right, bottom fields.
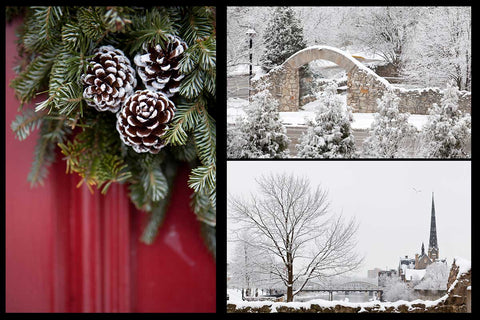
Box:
left=227, top=161, right=471, bottom=278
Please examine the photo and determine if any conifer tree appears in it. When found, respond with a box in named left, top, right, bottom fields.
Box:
left=260, top=7, right=306, bottom=71
left=296, top=83, right=356, bottom=158
left=227, top=90, right=290, bottom=158
left=362, top=89, right=417, bottom=158
left=8, top=6, right=216, bottom=256
left=417, top=81, right=471, bottom=158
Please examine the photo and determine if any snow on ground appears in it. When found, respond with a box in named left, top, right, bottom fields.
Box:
left=227, top=96, right=428, bottom=130
left=228, top=257, right=470, bottom=312
left=227, top=64, right=265, bottom=80
left=227, top=289, right=243, bottom=303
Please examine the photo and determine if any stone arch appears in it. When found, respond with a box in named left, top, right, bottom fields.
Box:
left=252, top=46, right=391, bottom=112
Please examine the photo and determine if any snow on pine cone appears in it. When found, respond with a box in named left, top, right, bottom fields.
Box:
left=116, top=90, right=176, bottom=154
left=134, top=35, right=188, bottom=97
left=82, top=45, right=137, bottom=113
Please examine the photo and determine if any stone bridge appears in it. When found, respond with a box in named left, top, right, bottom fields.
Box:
left=252, top=45, right=471, bottom=114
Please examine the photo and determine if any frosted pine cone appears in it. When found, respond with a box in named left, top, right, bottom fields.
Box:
left=116, top=90, right=176, bottom=154
left=134, top=35, right=188, bottom=97
left=82, top=45, right=137, bottom=113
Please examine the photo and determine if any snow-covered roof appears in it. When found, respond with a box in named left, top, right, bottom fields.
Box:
left=404, top=269, right=426, bottom=282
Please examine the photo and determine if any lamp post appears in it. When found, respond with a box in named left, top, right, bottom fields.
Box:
left=246, top=28, right=256, bottom=101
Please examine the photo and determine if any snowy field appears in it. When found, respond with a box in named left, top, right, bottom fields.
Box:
left=227, top=96, right=428, bottom=130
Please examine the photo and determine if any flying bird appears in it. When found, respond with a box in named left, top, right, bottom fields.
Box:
left=412, top=187, right=422, bottom=193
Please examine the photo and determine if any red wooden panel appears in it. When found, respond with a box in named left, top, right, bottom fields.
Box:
left=5, top=18, right=58, bottom=313
left=6, top=18, right=216, bottom=313
left=131, top=166, right=216, bottom=312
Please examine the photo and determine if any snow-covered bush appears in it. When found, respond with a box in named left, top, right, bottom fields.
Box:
left=417, top=81, right=471, bottom=158
left=296, top=83, right=356, bottom=158
left=381, top=275, right=416, bottom=302
left=415, top=261, right=449, bottom=291
left=362, top=89, right=417, bottom=158
left=227, top=90, right=290, bottom=158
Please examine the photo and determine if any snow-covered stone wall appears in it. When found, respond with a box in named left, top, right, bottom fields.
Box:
left=393, top=87, right=471, bottom=115
left=253, top=46, right=471, bottom=115
left=227, top=258, right=471, bottom=313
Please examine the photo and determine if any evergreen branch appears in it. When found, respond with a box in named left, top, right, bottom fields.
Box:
left=191, top=187, right=216, bottom=258
left=97, top=154, right=133, bottom=194
left=10, top=52, right=56, bottom=104
left=10, top=108, right=44, bottom=141
left=58, top=112, right=129, bottom=193
left=179, top=7, right=214, bottom=45
left=77, top=7, right=109, bottom=43
left=140, top=203, right=169, bottom=245
left=179, top=68, right=204, bottom=99
left=197, top=37, right=216, bottom=70
left=62, top=22, right=84, bottom=52
left=27, top=117, right=69, bottom=187
left=28, top=133, right=56, bottom=187
left=193, top=106, right=216, bottom=166
left=142, top=165, right=168, bottom=202
left=103, top=6, right=132, bottom=33
left=170, top=137, right=197, bottom=162
left=140, top=158, right=178, bottom=244
left=163, top=102, right=197, bottom=146
left=200, top=223, right=216, bottom=260
left=34, top=6, right=64, bottom=43
left=22, top=6, right=64, bottom=53
left=126, top=9, right=174, bottom=54
left=188, top=163, right=216, bottom=193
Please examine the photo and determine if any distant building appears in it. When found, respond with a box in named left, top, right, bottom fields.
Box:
left=398, top=193, right=445, bottom=283
left=367, top=268, right=382, bottom=279
left=378, top=269, right=397, bottom=287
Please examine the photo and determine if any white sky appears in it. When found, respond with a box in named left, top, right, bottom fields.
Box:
left=227, top=161, right=471, bottom=278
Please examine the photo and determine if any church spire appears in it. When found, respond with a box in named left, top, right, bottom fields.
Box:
left=428, top=192, right=439, bottom=260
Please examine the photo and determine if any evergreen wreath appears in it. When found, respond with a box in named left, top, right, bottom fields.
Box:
left=8, top=6, right=216, bottom=258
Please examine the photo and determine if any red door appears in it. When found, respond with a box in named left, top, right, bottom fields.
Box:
left=5, top=18, right=216, bottom=313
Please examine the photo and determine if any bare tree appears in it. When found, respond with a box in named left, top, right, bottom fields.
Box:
left=228, top=172, right=363, bottom=302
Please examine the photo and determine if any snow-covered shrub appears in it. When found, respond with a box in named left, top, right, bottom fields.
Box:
left=296, top=82, right=356, bottom=158
left=362, top=89, right=417, bottom=158
left=381, top=275, right=416, bottom=302
left=227, top=90, right=290, bottom=158
left=415, top=261, right=449, bottom=291
left=417, top=81, right=471, bottom=158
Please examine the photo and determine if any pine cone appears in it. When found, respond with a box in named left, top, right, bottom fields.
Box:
left=134, top=35, right=188, bottom=97
left=82, top=45, right=137, bottom=113
left=116, top=90, right=176, bottom=154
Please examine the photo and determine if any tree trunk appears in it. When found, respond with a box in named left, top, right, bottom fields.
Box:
left=286, top=256, right=294, bottom=302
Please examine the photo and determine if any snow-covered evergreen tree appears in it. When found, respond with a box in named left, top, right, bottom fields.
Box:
left=227, top=90, right=290, bottom=158
left=296, top=83, right=356, bottom=158
left=362, top=89, right=417, bottom=158
left=260, top=7, right=306, bottom=71
left=417, top=81, right=471, bottom=158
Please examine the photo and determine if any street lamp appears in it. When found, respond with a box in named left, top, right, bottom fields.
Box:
left=246, top=28, right=256, bottom=101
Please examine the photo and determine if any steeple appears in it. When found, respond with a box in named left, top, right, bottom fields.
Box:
left=428, top=192, right=439, bottom=260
